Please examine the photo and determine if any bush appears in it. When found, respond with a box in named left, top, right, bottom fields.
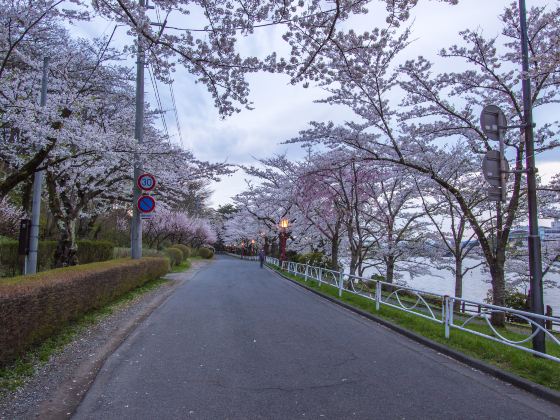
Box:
left=76, top=240, right=114, bottom=264
left=198, top=247, right=214, bottom=259
left=0, top=240, right=113, bottom=276
left=0, top=257, right=169, bottom=366
left=113, top=247, right=130, bottom=259
left=0, top=240, right=57, bottom=276
left=164, top=247, right=183, bottom=266
left=296, top=252, right=332, bottom=268
left=172, top=244, right=191, bottom=260
left=144, top=248, right=165, bottom=258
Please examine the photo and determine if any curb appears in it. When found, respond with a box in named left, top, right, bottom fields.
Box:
left=268, top=266, right=560, bottom=407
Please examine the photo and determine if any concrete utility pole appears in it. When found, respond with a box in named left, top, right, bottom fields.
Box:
left=519, top=0, right=546, bottom=353
left=131, top=0, right=146, bottom=260
left=25, top=57, right=49, bottom=274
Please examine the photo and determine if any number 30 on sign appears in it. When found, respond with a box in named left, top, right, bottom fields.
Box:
left=137, top=173, right=156, bottom=191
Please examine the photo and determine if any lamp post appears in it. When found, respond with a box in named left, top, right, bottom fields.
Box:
left=251, top=239, right=255, bottom=256
left=279, top=218, right=289, bottom=264
left=241, top=241, right=245, bottom=259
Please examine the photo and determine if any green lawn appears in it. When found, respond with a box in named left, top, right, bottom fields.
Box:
left=269, top=265, right=560, bottom=392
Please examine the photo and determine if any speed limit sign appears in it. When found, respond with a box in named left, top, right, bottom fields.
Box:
left=137, top=173, right=156, bottom=192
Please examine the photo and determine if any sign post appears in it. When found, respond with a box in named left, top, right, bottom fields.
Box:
left=480, top=105, right=508, bottom=203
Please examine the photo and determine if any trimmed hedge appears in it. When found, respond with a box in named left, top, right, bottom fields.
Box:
left=198, top=247, right=214, bottom=259
left=0, top=241, right=57, bottom=276
left=76, top=240, right=114, bottom=264
left=164, top=247, right=183, bottom=267
left=0, top=240, right=114, bottom=276
left=173, top=244, right=191, bottom=260
left=0, top=257, right=169, bottom=366
left=113, top=247, right=165, bottom=259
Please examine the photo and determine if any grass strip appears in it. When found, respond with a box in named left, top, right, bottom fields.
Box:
left=270, top=265, right=560, bottom=392
left=0, top=277, right=167, bottom=393
left=171, top=259, right=192, bottom=273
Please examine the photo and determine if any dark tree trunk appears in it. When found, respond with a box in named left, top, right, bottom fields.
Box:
left=453, top=258, right=463, bottom=312
left=54, top=219, right=78, bottom=268
left=330, top=234, right=339, bottom=270
left=490, top=251, right=506, bottom=326
left=385, top=257, right=395, bottom=284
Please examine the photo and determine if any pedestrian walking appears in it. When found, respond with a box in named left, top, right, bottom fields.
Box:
left=258, top=249, right=265, bottom=268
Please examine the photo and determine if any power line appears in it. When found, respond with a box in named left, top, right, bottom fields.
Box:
left=169, top=82, right=184, bottom=146
left=147, top=63, right=170, bottom=140
left=153, top=3, right=185, bottom=147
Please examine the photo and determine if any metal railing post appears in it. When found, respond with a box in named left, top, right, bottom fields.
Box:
left=304, top=264, right=308, bottom=282
left=376, top=281, right=381, bottom=311
left=444, top=296, right=450, bottom=339
left=338, top=271, right=344, bottom=297
left=318, top=268, right=322, bottom=287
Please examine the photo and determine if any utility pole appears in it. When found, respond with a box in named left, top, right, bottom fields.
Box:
left=25, top=57, right=49, bottom=274
left=131, top=0, right=146, bottom=259
left=519, top=0, right=546, bottom=353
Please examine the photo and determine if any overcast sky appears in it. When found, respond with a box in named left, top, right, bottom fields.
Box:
left=68, top=0, right=558, bottom=208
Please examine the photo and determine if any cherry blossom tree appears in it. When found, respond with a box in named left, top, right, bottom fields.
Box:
left=416, top=174, right=490, bottom=307
left=288, top=3, right=560, bottom=324
left=93, top=0, right=457, bottom=116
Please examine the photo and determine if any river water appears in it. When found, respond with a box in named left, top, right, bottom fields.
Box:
left=352, top=258, right=560, bottom=316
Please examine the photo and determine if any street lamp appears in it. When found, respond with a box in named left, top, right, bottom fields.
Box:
left=241, top=241, right=245, bottom=258
left=279, top=218, right=289, bottom=264
left=251, top=239, right=255, bottom=256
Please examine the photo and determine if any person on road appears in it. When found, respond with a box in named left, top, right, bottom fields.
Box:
left=258, top=249, right=265, bottom=268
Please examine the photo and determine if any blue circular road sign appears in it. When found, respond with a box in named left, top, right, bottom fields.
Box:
left=137, top=195, right=156, bottom=213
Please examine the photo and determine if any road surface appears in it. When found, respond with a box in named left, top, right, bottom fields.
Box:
left=74, top=255, right=559, bottom=419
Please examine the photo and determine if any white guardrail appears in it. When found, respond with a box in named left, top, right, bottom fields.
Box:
left=262, top=258, right=560, bottom=363
left=225, top=252, right=260, bottom=261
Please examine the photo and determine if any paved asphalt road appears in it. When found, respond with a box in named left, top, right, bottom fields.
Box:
left=74, top=255, right=559, bottom=419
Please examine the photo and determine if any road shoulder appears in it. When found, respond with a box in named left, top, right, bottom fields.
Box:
left=0, top=260, right=209, bottom=420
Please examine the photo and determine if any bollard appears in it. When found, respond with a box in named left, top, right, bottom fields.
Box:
left=375, top=281, right=381, bottom=311
left=338, top=272, right=344, bottom=297
left=546, top=305, right=553, bottom=331
left=304, top=264, right=308, bottom=282
left=444, top=296, right=450, bottom=339
left=318, top=268, right=322, bottom=287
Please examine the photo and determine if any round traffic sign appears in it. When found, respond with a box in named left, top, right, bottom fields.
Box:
left=482, top=150, right=509, bottom=187
left=137, top=195, right=156, bottom=213
left=137, top=173, right=156, bottom=191
left=480, top=105, right=507, bottom=141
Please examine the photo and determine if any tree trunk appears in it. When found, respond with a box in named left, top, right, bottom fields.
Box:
left=385, top=257, right=395, bottom=284
left=330, top=235, right=339, bottom=270
left=490, top=250, right=506, bottom=326
left=264, top=236, right=270, bottom=255
left=453, top=258, right=463, bottom=312
left=349, top=252, right=358, bottom=276
left=54, top=219, right=78, bottom=267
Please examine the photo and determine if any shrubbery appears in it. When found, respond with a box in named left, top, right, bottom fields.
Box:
left=198, top=247, right=214, bottom=259
left=0, top=257, right=169, bottom=366
left=76, top=240, right=114, bottom=264
left=296, top=252, right=332, bottom=268
left=164, top=247, right=183, bottom=266
left=172, top=244, right=191, bottom=260
left=0, top=240, right=114, bottom=276
left=0, top=241, right=57, bottom=276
